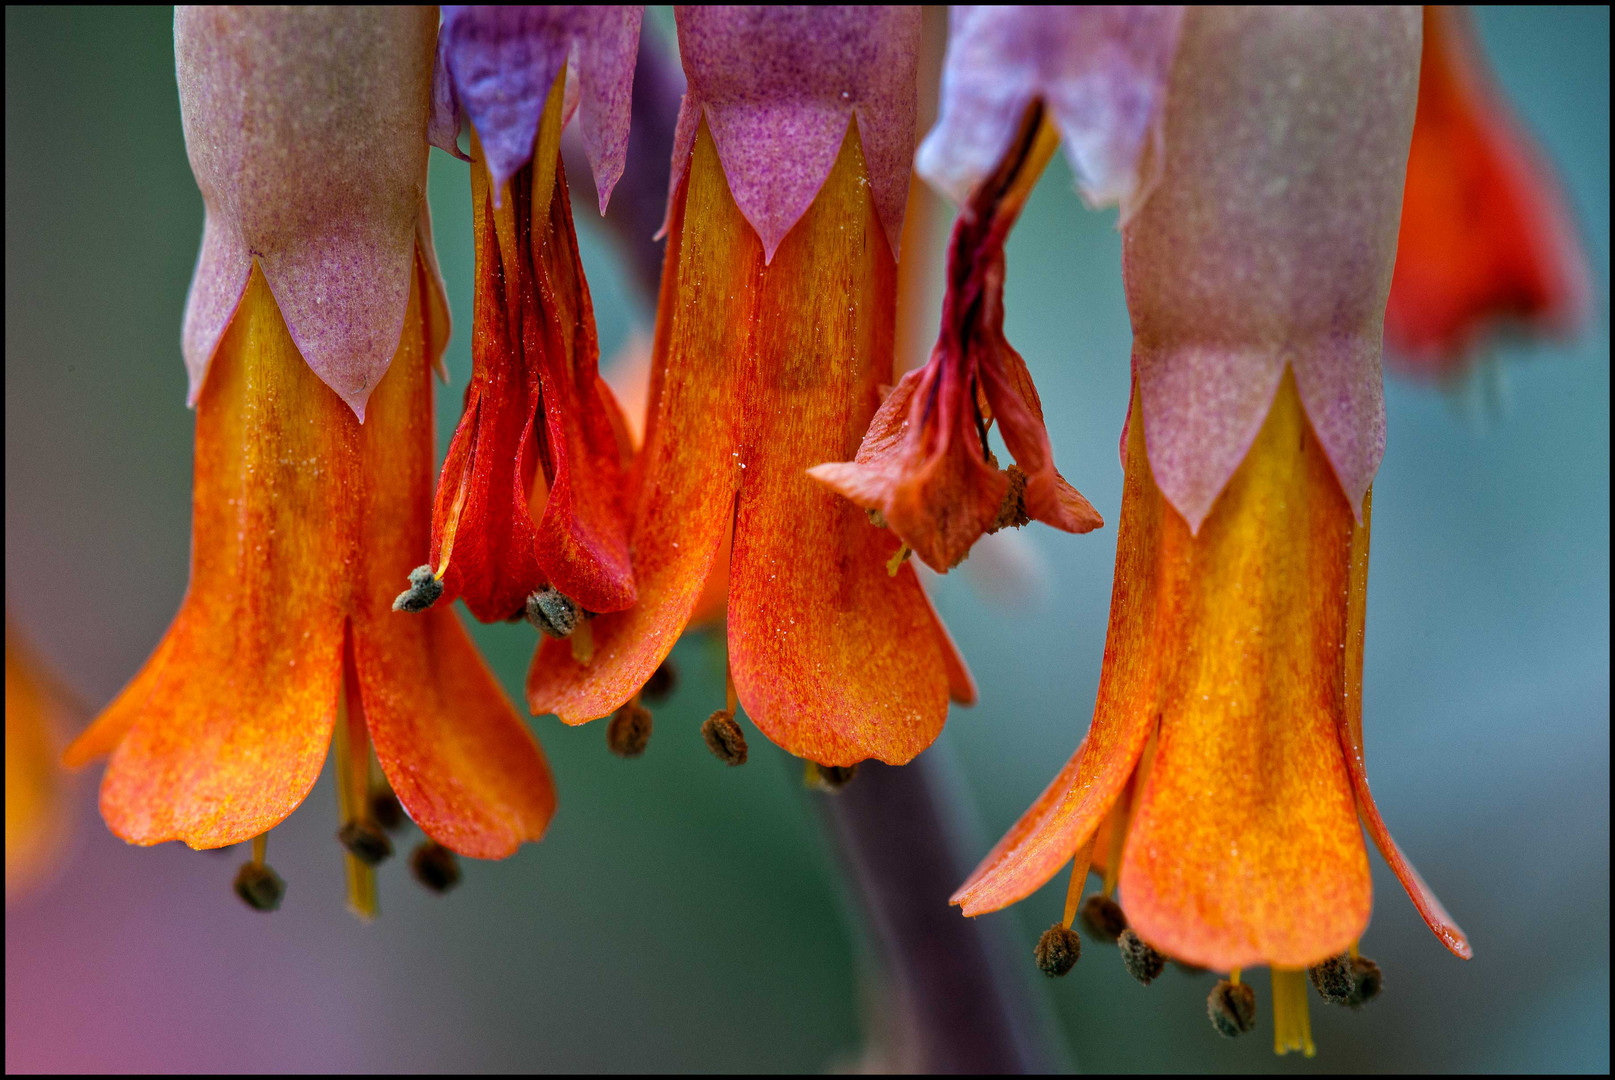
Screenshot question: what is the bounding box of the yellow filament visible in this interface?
[724,664,738,716]
[333,671,378,921]
[433,435,475,580]
[1061,830,1101,929]
[1349,939,1361,961]
[886,542,912,576]
[570,618,596,665]
[1230,967,1242,987]
[251,832,268,869]
[1103,722,1158,898]
[1271,967,1316,1057]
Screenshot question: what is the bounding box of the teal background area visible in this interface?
[6,6,1608,1073]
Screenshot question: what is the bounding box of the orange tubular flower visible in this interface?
[413,8,642,624]
[952,9,1469,1055]
[65,8,553,917]
[528,7,974,768]
[1386,6,1591,379]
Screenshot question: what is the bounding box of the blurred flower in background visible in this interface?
[3,5,1608,1073]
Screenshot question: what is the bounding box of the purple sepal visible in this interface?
[1122,7,1421,530]
[433,5,643,213]
[919,7,1182,215]
[668,6,920,263]
[176,6,446,420]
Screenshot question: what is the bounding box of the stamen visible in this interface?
[333,659,378,920]
[526,586,580,638]
[570,617,595,664]
[1061,831,1101,929]
[805,762,858,791]
[608,698,653,758]
[233,832,285,912]
[1079,895,1128,944]
[640,659,679,703]
[1345,955,1383,1008]
[1034,924,1082,977]
[337,821,394,866]
[1118,929,1166,985]
[369,783,405,833]
[1270,967,1317,1057]
[1208,978,1258,1038]
[393,564,444,613]
[866,507,889,529]
[409,840,462,894]
[702,711,748,766]
[886,542,912,576]
[1308,952,1356,1005]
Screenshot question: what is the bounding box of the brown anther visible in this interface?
[1118,928,1166,985]
[988,465,1031,533]
[525,586,580,638]
[369,788,405,832]
[409,841,462,894]
[701,710,748,766]
[1345,955,1383,1008]
[1208,979,1258,1038]
[1034,923,1082,977]
[1308,952,1357,1005]
[392,565,443,613]
[806,762,858,792]
[608,701,653,758]
[233,861,285,912]
[640,659,679,703]
[1078,894,1128,943]
[337,820,394,866]
[866,507,889,529]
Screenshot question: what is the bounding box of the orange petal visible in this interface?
[432,91,635,620]
[1339,490,1472,958]
[726,122,955,766]
[1118,371,1371,970]
[952,387,1164,915]
[92,266,349,848]
[527,121,744,723]
[1385,5,1590,376]
[358,253,556,858]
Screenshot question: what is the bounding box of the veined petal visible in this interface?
[176,7,441,418]
[1339,490,1472,958]
[1119,372,1371,971]
[727,123,953,766]
[1385,5,1591,377]
[953,390,1163,915]
[1124,7,1420,531]
[917,5,1182,213]
[92,267,350,848]
[528,122,746,723]
[431,86,635,620]
[434,5,643,211]
[355,262,554,858]
[668,6,919,261]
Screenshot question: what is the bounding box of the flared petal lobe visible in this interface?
[69,262,554,856]
[531,121,964,764]
[917,5,1182,213]
[811,107,1101,572]
[668,5,919,261]
[1385,5,1590,377]
[176,6,442,417]
[1122,7,1420,531]
[432,5,643,211]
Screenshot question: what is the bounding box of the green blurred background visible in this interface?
[6,5,1608,1072]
